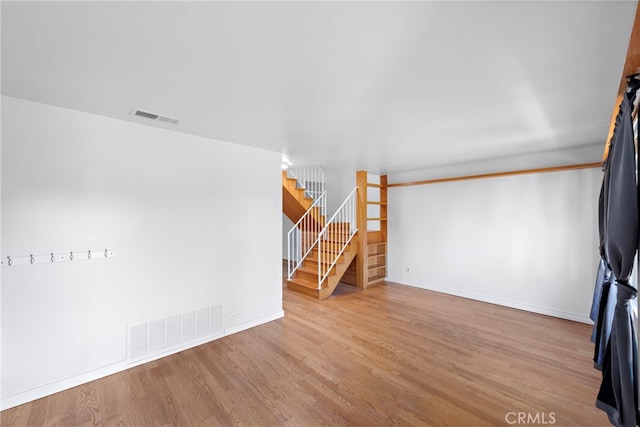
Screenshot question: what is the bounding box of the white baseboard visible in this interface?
[0,310,285,411]
[386,277,592,324]
[0,360,129,411]
[225,310,285,336]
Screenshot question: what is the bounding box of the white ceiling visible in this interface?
[2,1,637,176]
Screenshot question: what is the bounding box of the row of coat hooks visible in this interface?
[2,249,115,268]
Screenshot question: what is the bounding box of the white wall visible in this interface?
[323,166,356,215]
[1,96,283,409]
[387,168,601,323]
[282,214,294,259]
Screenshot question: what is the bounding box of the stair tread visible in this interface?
[283,180,313,198]
[288,277,324,289]
[322,240,353,245]
[313,245,355,251]
[311,250,354,257]
[288,235,358,299]
[302,258,333,266]
[298,265,336,276]
[297,265,320,274]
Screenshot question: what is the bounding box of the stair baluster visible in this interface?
[287,165,325,204]
[287,192,326,280]
[316,187,357,289]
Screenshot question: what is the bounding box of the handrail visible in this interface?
[287,165,325,202]
[317,187,358,289]
[287,192,326,280]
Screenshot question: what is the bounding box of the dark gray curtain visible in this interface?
[595,76,639,427]
[591,259,615,370]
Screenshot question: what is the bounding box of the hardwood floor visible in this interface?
[2,281,603,426]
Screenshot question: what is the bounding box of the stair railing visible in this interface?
[287,191,327,280]
[287,165,325,204]
[316,187,358,289]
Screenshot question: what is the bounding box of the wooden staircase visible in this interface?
[283,169,387,300]
[282,171,324,227]
[286,231,358,300]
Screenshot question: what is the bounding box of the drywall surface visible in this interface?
[387,167,601,323]
[323,166,356,215]
[283,214,294,259]
[1,96,283,408]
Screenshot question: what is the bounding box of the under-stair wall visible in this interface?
[282,171,315,224]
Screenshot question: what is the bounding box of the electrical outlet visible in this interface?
[230,303,236,320]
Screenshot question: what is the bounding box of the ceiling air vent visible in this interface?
[131,108,181,125]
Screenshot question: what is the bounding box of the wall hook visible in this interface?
[7,256,12,267]
[50,253,55,263]
[30,254,34,265]
[70,251,74,261]
[104,249,108,258]
[88,250,91,260]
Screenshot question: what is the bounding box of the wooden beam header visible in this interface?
[388,162,601,188]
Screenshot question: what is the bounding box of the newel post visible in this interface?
[355,171,368,288]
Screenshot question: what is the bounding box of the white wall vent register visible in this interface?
[127,304,223,363]
[131,108,181,125]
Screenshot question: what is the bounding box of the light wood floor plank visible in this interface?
[2,281,603,426]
